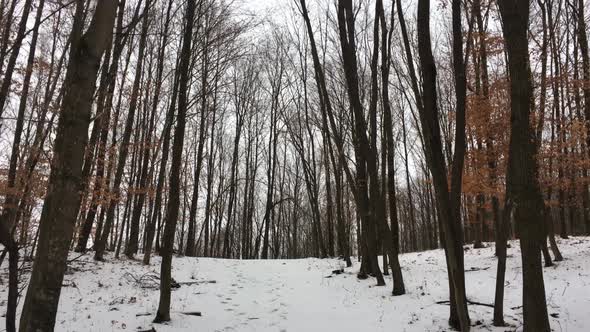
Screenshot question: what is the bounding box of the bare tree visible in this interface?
[154,0,196,322]
[18,1,118,330]
[496,0,551,330]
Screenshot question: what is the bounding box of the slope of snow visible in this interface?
[1,237,589,331]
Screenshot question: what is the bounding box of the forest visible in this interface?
[0,0,589,331]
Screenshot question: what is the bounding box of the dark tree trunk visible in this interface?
[203,113,217,257]
[324,136,335,258]
[1,1,45,328]
[299,0,357,263]
[416,0,470,329]
[5,244,18,332]
[0,0,33,122]
[497,0,551,330]
[94,0,148,261]
[336,0,384,286]
[125,3,152,258]
[262,61,283,259]
[493,200,511,326]
[142,0,174,264]
[186,27,210,257]
[74,35,118,252]
[378,0,405,295]
[0,0,18,72]
[154,0,196,322]
[75,1,126,252]
[577,0,590,234]
[18,1,118,330]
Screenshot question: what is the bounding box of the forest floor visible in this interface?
[1,237,589,332]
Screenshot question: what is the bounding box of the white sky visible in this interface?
[241,0,277,13]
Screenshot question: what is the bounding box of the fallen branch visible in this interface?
[466,267,490,272]
[67,252,88,263]
[137,328,157,332]
[436,299,494,308]
[177,280,216,286]
[123,272,160,289]
[325,268,345,278]
[137,311,202,318]
[61,282,77,287]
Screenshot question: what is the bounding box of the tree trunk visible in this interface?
[186,26,210,257]
[94,0,149,261]
[577,0,590,234]
[497,0,551,330]
[336,0,385,286]
[154,0,196,322]
[378,0,405,295]
[0,0,33,123]
[18,1,117,330]
[493,200,511,326]
[125,2,152,258]
[416,0,470,329]
[1,1,45,328]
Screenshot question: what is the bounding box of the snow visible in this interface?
[2,237,590,331]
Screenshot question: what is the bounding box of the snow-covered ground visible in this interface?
[1,237,589,331]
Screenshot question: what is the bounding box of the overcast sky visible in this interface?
[242,0,277,14]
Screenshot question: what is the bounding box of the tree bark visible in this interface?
[0,0,33,123]
[94,0,149,261]
[416,0,470,329]
[497,0,551,330]
[143,2,177,263]
[576,0,590,234]
[125,0,152,259]
[154,0,196,322]
[378,0,405,295]
[185,22,210,257]
[336,0,385,286]
[1,2,45,328]
[18,1,117,330]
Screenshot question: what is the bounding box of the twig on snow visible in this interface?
[436,299,494,308]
